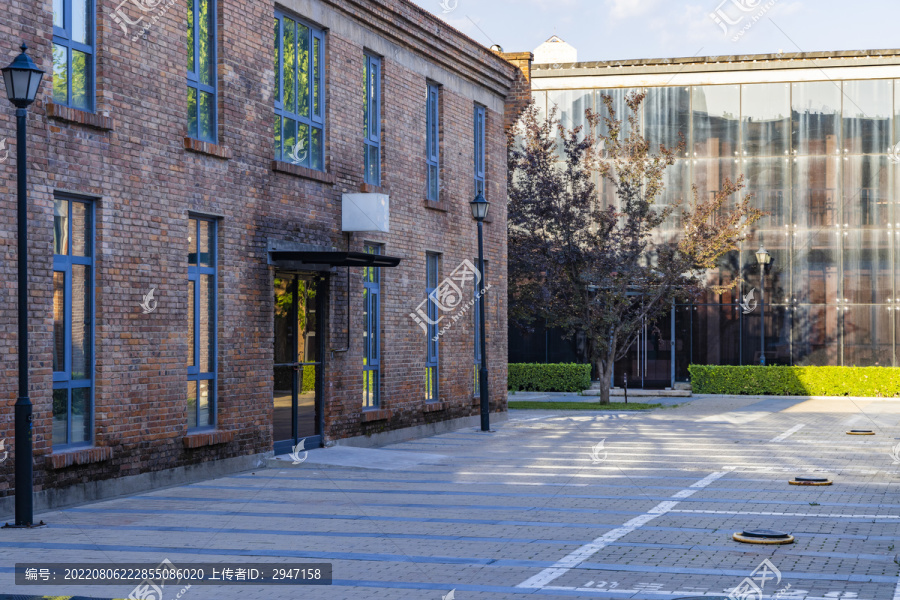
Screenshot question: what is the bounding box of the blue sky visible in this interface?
[409,0,900,62]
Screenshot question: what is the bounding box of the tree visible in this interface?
[508,92,763,404]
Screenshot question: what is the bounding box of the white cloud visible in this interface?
[607,0,661,19]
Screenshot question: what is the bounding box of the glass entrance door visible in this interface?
[273,273,323,455]
[614,312,675,390]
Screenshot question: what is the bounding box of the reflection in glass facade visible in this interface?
[537,79,900,375]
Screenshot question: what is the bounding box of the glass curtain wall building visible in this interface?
[520,52,900,385]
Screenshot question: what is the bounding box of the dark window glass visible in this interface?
[474,105,486,197]
[425,253,440,401]
[52,197,94,448]
[187,0,216,142]
[363,244,381,409]
[275,13,325,170]
[364,55,382,185]
[53,0,94,110]
[188,217,217,429]
[426,84,440,201]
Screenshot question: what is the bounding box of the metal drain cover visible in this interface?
[790,476,833,486]
[733,529,795,544]
[742,529,791,539]
[847,430,875,435]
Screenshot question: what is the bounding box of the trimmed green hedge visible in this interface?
[508,363,592,393]
[689,365,900,397]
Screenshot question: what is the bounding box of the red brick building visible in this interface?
[0,0,528,510]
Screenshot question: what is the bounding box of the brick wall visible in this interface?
[499,51,534,132]
[0,0,520,497]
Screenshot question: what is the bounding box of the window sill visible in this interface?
[183,429,235,449]
[423,401,447,413]
[423,199,448,212]
[49,446,114,470]
[47,103,114,131]
[184,137,232,159]
[360,182,385,194]
[362,409,391,422]
[272,160,335,184]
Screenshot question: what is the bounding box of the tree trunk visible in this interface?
[595,355,614,405]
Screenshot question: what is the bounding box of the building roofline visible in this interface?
[532,48,900,76]
[331,0,519,95]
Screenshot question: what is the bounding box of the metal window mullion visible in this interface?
[372,287,380,367]
[191,0,200,82]
[70,39,92,56]
[313,30,323,122]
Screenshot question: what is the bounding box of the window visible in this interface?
[363,244,382,409]
[52,197,94,448]
[474,259,487,395]
[187,0,217,142]
[425,253,440,401]
[274,13,325,170]
[364,54,382,185]
[474,105,486,197]
[52,0,94,110]
[187,217,217,430]
[426,83,441,201]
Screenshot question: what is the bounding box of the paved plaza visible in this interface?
[1,394,899,599]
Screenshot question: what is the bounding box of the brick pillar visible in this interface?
[497,51,534,132]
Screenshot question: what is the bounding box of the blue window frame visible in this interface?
[474,259,487,395]
[474,105,486,197]
[274,12,325,171]
[187,217,217,430]
[52,0,95,110]
[364,54,382,185]
[425,253,440,401]
[426,83,441,201]
[363,244,382,409]
[187,0,217,142]
[52,196,95,448]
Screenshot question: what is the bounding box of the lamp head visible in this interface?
[470,192,490,222]
[2,43,45,108]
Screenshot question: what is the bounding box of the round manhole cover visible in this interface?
[790,476,832,486]
[742,529,791,538]
[733,529,794,544]
[847,430,875,435]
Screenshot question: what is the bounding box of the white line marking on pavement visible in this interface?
[515,469,732,590]
[670,509,900,519]
[770,423,807,442]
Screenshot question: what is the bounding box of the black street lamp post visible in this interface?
[756,246,772,367]
[2,43,45,528]
[470,193,490,432]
